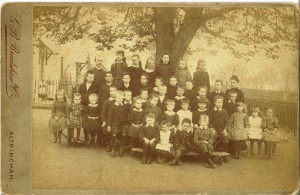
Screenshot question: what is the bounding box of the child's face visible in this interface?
[170,78,178,86]
[140,76,148,85]
[73,96,81,104]
[215,82,222,91]
[124,92,132,102]
[140,91,148,100]
[115,95,124,104]
[89,97,97,105]
[252,111,259,118]
[134,100,143,109]
[161,124,169,132]
[162,55,169,64]
[230,80,238,88]
[198,88,207,96]
[166,104,175,112]
[181,103,189,110]
[179,61,186,70]
[237,104,244,112]
[181,122,190,131]
[198,62,206,71]
[116,53,123,61]
[176,88,184,96]
[109,88,117,98]
[150,97,159,106]
[105,74,113,83]
[57,93,64,100]
[122,75,131,84]
[132,56,140,66]
[198,103,207,110]
[200,118,209,127]
[215,99,223,109]
[155,79,162,87]
[86,74,95,83]
[266,109,274,117]
[186,82,193,90]
[158,86,167,96]
[229,93,237,102]
[147,60,155,69]
[146,117,155,125]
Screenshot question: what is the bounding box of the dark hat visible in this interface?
[198,97,209,104]
[116,50,125,55]
[230,75,240,83]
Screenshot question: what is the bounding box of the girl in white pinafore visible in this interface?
[155,120,175,164]
[248,107,262,155]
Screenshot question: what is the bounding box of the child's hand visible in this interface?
[222,129,228,136]
[144,138,149,144]
[102,122,106,127]
[107,126,111,132]
[149,139,155,146]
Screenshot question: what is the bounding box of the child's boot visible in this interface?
[207,153,216,169]
[146,152,153,164]
[156,153,162,164]
[265,142,269,155]
[142,146,148,164]
[169,150,179,166]
[111,136,117,157]
[119,135,126,156]
[268,142,272,158]
[258,141,262,155]
[176,150,183,166]
[53,132,58,143]
[106,135,112,152]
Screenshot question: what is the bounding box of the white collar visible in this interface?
[114,102,123,106]
[215,91,221,94]
[133,108,143,112]
[198,108,207,112]
[146,124,154,127]
[175,96,185,100]
[165,111,175,115]
[199,125,208,129]
[124,101,132,105]
[124,83,130,88]
[214,107,222,111]
[88,104,98,107]
[109,97,114,101]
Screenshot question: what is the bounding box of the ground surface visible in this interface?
[32,109,298,192]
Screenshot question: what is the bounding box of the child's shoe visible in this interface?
[208,159,216,169]
[53,133,58,143]
[177,159,183,166]
[111,150,115,157]
[146,153,152,164]
[169,159,177,166]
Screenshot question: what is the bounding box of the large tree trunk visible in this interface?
[154,8,175,65]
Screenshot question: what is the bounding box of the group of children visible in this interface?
[48,51,283,169]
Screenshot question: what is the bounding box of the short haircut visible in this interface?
[122,72,130,78]
[160,120,171,127]
[146,113,155,119]
[140,73,149,80]
[105,71,113,76]
[73,93,81,99]
[229,90,238,96]
[181,98,190,104]
[86,70,94,75]
[177,86,185,90]
[155,77,163,82]
[199,85,208,91]
[115,90,124,97]
[265,107,275,113]
[165,99,175,106]
[215,79,223,85]
[149,93,159,100]
[250,107,261,115]
[182,118,192,125]
[123,90,132,95]
[199,114,209,122]
[109,85,118,90]
[140,88,149,94]
[214,95,224,102]
[89,93,98,101]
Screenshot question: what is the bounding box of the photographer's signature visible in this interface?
[6,15,21,99]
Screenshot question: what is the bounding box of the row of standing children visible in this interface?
[48,50,283,166]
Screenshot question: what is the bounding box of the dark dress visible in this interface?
[89,67,107,87]
[193,71,210,92]
[173,130,194,153]
[144,69,157,88]
[128,65,144,96]
[159,112,179,127]
[224,100,237,118]
[173,96,186,112]
[144,102,162,122]
[111,61,128,88]
[184,89,197,102]
[68,103,84,128]
[157,63,174,84]
[157,96,169,112]
[262,116,282,142]
[78,81,99,106]
[48,100,68,133]
[82,105,101,130]
[128,108,145,138]
[167,85,177,99]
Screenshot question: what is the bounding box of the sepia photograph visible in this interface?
[5,3,299,193]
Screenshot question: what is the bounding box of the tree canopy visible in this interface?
[33,5,299,67]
